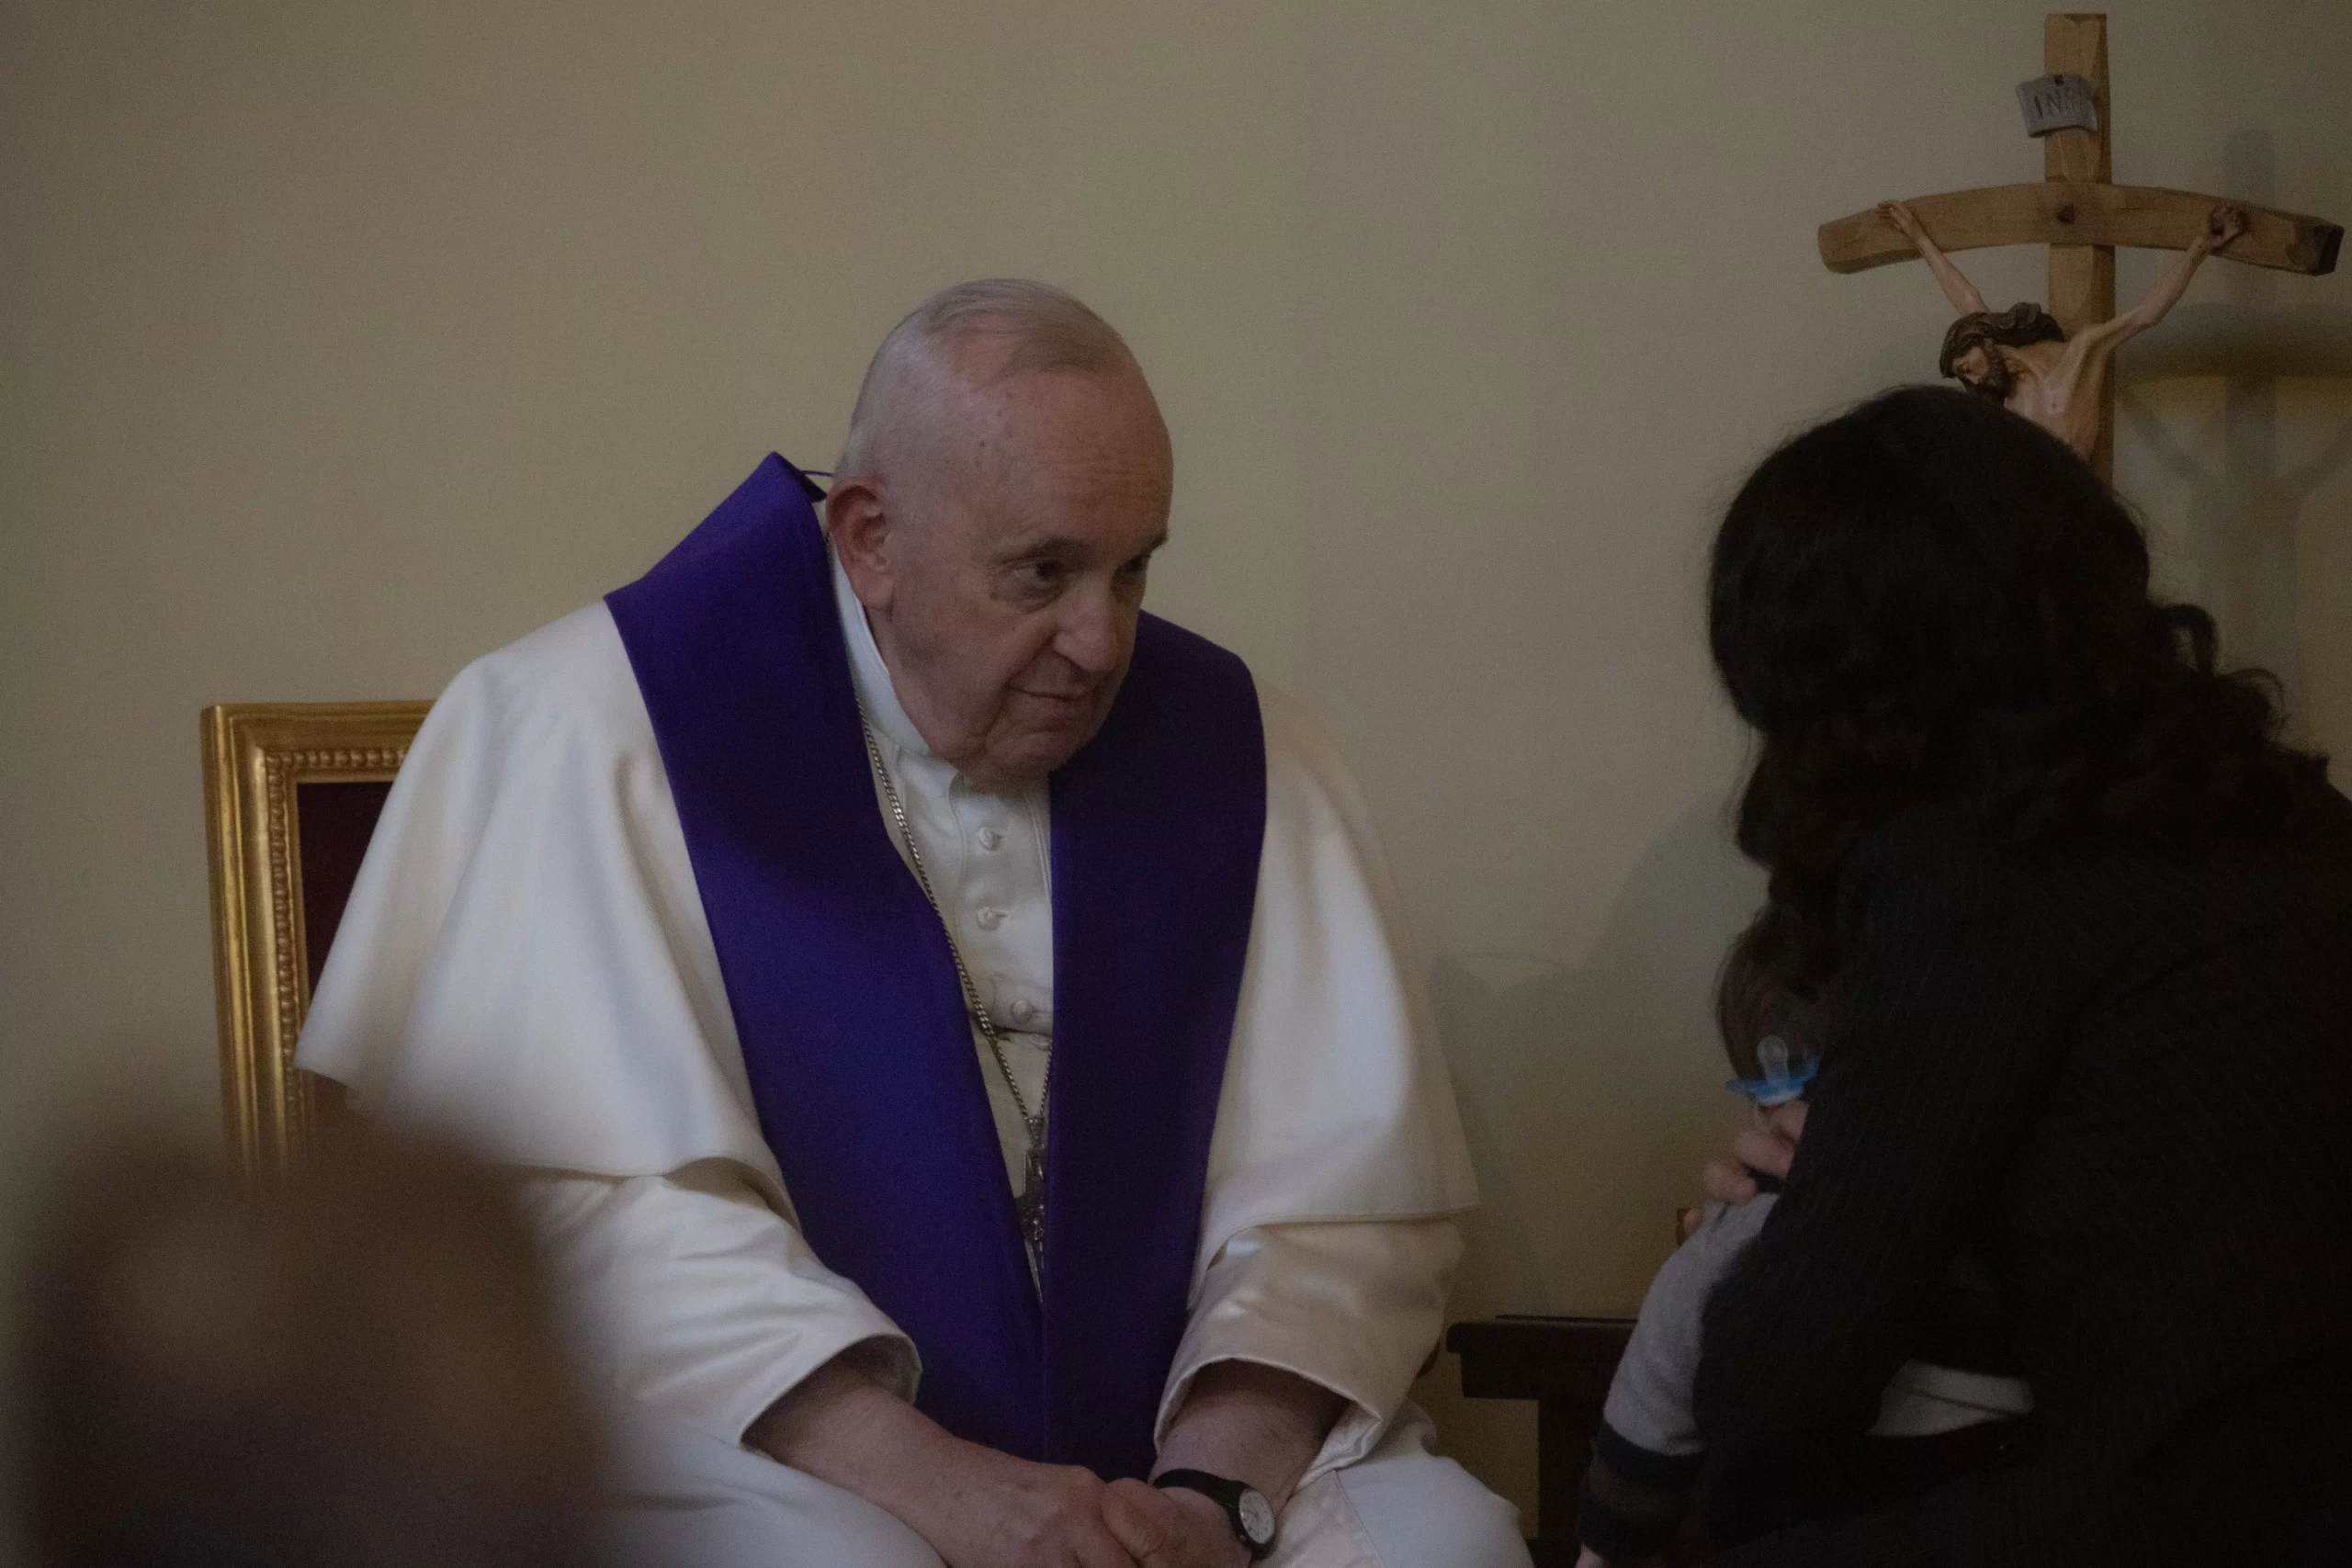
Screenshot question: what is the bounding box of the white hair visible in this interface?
[836,279,1139,476]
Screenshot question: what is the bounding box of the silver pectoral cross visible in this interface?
[1016,1119,1048,1276]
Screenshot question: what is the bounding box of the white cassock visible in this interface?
[299,549,1529,1568]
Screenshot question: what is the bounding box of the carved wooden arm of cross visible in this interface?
[1820,183,2340,284]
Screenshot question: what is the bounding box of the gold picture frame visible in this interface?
[202,702,429,1172]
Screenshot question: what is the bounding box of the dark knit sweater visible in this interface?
[1691,782,2352,1564]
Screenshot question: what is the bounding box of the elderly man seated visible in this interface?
[300,279,1528,1568]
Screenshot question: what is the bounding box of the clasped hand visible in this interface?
[926,1448,1247,1568]
[748,1357,1250,1568]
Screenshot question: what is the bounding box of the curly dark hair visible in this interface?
[1709,386,2325,1002]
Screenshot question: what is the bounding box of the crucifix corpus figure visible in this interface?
[1881,197,2246,461]
[1817,12,2342,479]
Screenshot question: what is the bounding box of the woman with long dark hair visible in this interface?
[1688,387,2352,1565]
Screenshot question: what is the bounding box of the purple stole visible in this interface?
[605,457,1266,1480]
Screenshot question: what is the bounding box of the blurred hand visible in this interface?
[1102,1480,1247,1568]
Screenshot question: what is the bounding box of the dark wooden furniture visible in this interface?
[1449,1315,1636,1566]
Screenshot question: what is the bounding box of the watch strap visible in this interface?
[1152,1469,1277,1561]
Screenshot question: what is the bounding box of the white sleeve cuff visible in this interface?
[1156,1217,1461,1483]
[517,1160,919,1444]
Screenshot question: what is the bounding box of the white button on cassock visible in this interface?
[977,827,1003,851]
[975,907,1005,931]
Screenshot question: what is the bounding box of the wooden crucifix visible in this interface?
[1817,12,2342,479]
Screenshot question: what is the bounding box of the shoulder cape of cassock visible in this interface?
[299,456,1477,1478]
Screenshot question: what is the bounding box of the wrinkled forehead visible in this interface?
[922,355,1170,508]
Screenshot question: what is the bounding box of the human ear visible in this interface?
[825,479,895,611]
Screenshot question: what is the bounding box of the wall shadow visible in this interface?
[2118,130,2352,712]
[1431,801,1763,1319]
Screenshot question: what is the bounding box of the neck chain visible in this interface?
[859,713,1050,1277]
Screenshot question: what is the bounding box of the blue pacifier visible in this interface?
[1726,1034,1815,1107]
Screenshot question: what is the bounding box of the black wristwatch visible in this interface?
[1153,1469,1278,1561]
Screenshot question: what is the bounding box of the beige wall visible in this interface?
[6,0,2349,1522]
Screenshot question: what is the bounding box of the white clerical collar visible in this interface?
[828,541,933,759]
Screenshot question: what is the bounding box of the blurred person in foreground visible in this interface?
[16,1128,600,1568]
[1681,386,2352,1565]
[295,280,1518,1568]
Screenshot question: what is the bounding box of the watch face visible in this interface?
[1236,1489,1276,1546]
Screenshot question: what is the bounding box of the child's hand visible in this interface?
[1701,1100,1807,1204]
